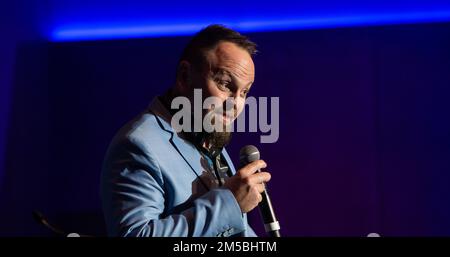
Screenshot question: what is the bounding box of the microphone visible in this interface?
[32,210,92,237]
[32,210,66,236]
[240,145,281,237]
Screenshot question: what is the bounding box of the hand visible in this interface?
[224,160,271,213]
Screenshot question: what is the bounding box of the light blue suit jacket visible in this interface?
[100,97,257,237]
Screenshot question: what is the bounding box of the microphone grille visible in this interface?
[239,145,260,165]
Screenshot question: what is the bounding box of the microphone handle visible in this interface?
[259,182,281,237]
[268,230,281,237]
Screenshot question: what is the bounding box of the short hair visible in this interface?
[179,24,257,68]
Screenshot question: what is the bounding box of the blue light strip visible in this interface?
[52,11,450,42]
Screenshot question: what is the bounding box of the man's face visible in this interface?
[193,41,255,127]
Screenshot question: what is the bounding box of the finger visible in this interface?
[255,183,265,193]
[246,172,271,185]
[238,160,267,178]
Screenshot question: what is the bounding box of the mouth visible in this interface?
[209,108,235,126]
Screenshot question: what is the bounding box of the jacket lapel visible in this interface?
[148,97,205,180]
[169,134,205,179]
[221,148,237,175]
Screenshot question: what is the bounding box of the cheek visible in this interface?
[235,97,246,116]
[202,81,227,114]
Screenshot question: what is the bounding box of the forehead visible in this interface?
[205,41,255,77]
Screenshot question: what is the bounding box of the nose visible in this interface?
[223,97,236,114]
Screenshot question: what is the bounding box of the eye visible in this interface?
[241,89,249,97]
[216,80,231,91]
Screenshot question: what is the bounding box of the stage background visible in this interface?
[1,1,450,236]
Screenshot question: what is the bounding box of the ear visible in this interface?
[176,60,192,89]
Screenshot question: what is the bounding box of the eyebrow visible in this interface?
[214,68,253,89]
[213,68,232,78]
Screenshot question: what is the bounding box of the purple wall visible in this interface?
[1,22,450,236]
[0,1,49,187]
[0,1,51,235]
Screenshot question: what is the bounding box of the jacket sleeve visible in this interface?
[246,224,258,237]
[101,137,247,237]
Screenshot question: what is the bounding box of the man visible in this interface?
[100,24,271,237]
